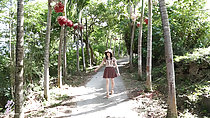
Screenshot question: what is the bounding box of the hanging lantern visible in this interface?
[66,20,73,28]
[137,22,140,27]
[79,24,84,30]
[54,2,64,13]
[73,23,78,30]
[57,16,67,26]
[144,18,148,25]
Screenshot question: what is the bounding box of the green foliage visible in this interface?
[0,49,10,98]
[174,47,210,62]
[168,0,210,54]
[0,0,209,115]
[131,0,210,66]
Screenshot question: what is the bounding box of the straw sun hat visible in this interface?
[105,49,113,55]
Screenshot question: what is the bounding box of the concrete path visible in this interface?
[55,57,139,118]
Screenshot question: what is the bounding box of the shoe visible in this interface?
[106,92,109,98]
[111,90,114,95]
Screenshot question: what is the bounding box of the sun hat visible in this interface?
[105,49,113,54]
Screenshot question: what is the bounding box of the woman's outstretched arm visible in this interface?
[95,60,105,72]
[114,58,120,76]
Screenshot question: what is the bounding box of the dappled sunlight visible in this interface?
[53,59,140,117]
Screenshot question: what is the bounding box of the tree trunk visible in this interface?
[138,0,144,80]
[9,0,15,99]
[89,44,95,65]
[81,19,86,71]
[63,26,67,81]
[113,39,116,56]
[57,0,66,88]
[118,35,121,57]
[109,34,112,49]
[58,25,64,88]
[44,0,52,100]
[15,0,24,117]
[146,0,152,91]
[130,21,135,70]
[106,31,109,50]
[85,18,91,67]
[63,0,67,79]
[76,28,80,73]
[159,0,178,117]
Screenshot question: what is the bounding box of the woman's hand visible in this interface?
[117,73,120,76]
[94,68,98,72]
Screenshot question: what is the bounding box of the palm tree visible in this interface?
[15,0,24,117]
[63,27,67,81]
[76,27,80,73]
[58,0,66,88]
[81,18,86,71]
[129,3,136,70]
[58,25,64,87]
[9,0,15,99]
[158,0,178,117]
[44,0,52,100]
[138,0,144,80]
[85,17,92,67]
[106,30,109,49]
[75,0,90,72]
[146,0,152,91]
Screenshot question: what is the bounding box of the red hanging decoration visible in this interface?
[144,18,148,25]
[137,22,140,27]
[73,23,78,30]
[54,2,64,13]
[66,20,73,27]
[57,16,67,26]
[79,24,84,30]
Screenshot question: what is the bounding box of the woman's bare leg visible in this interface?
[106,78,109,97]
[111,78,115,94]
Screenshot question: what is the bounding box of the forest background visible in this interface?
[0,0,209,117]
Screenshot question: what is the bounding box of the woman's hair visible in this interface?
[105,52,112,60]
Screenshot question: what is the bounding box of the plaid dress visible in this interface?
[103,58,117,78]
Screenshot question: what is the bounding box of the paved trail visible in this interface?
[55,57,139,118]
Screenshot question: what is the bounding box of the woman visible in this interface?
[95,49,120,98]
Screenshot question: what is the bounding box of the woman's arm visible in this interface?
[114,58,120,76]
[95,60,105,72]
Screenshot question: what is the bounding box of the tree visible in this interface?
[58,0,66,88]
[106,31,109,50]
[129,3,135,70]
[85,17,92,67]
[158,0,177,117]
[44,0,52,100]
[15,0,24,117]
[9,0,15,99]
[63,27,67,80]
[146,0,152,91]
[58,24,65,87]
[138,0,144,80]
[118,34,122,57]
[81,18,86,71]
[76,27,80,73]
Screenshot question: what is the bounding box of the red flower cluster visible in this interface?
[54,2,64,13]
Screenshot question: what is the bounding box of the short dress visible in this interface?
[103,57,117,78]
